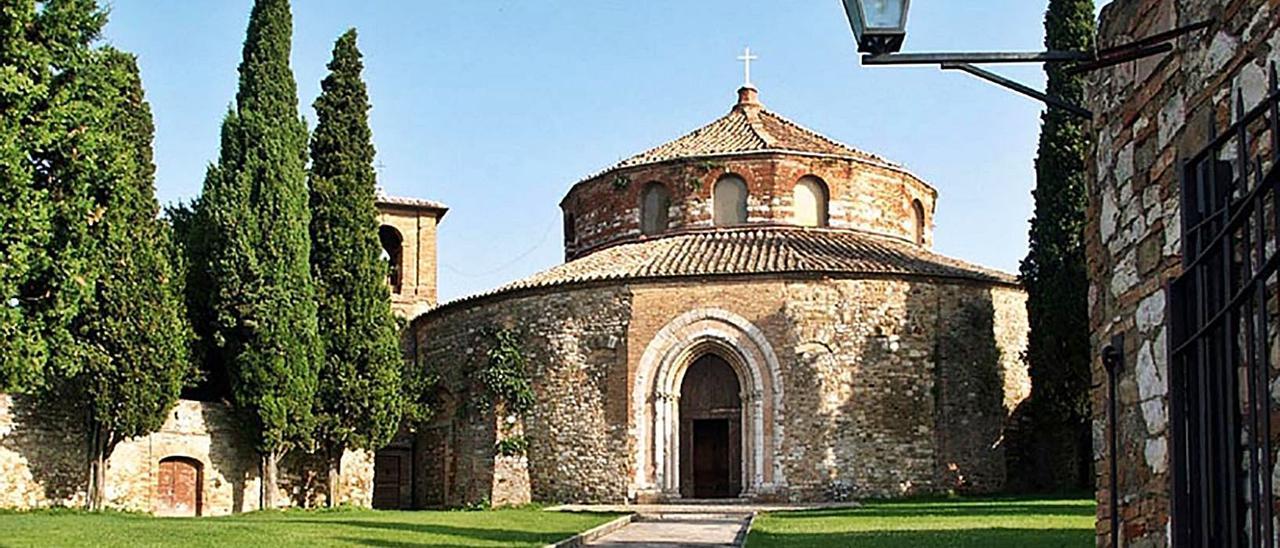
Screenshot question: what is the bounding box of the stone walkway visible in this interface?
[555,501,859,547]
[583,513,752,547]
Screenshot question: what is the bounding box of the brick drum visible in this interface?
[1086,0,1280,545]
[411,86,1031,506]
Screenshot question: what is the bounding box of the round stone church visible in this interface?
[409,85,1029,505]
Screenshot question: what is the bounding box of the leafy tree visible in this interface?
[72,50,193,510]
[0,0,116,391]
[167,199,231,402]
[196,0,320,508]
[1017,0,1095,491]
[0,0,52,390]
[0,0,193,508]
[308,29,405,507]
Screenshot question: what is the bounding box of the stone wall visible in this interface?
[413,286,634,505]
[0,395,372,515]
[560,153,937,261]
[413,274,1028,505]
[1085,0,1280,545]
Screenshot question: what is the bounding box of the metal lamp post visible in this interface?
[841,0,909,55]
[841,0,1213,118]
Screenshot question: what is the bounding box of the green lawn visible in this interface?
[748,496,1096,548]
[0,507,620,548]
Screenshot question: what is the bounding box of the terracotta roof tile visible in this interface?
[439,227,1018,310]
[607,98,894,171]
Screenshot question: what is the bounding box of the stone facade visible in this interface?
[411,276,1029,505]
[1085,0,1280,545]
[404,83,1029,508]
[0,395,372,515]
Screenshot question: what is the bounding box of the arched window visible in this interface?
[563,211,576,245]
[640,182,672,235]
[792,176,829,227]
[378,225,404,293]
[713,175,748,226]
[911,200,927,246]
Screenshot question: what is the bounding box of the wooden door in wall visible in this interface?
[373,453,404,509]
[692,419,733,498]
[156,457,201,516]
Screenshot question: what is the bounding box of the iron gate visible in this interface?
[1169,65,1280,547]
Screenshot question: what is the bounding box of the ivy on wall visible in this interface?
[475,326,535,415]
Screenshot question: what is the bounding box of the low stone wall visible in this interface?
[0,395,372,515]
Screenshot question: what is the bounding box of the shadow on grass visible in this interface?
[787,502,1094,519]
[748,527,1092,548]
[295,518,577,546]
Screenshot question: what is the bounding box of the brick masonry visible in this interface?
[0,395,372,515]
[411,275,1029,505]
[560,153,937,261]
[1085,0,1280,545]
[377,200,444,318]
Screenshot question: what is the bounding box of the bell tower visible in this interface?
[375,194,448,318]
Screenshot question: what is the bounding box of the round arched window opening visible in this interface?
[713,175,748,226]
[793,176,829,227]
[641,182,672,236]
[911,199,927,246]
[563,211,577,246]
[378,225,404,294]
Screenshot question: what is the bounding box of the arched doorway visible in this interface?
[679,354,742,498]
[156,456,202,516]
[633,308,786,501]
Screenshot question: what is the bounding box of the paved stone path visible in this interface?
[583,513,752,547]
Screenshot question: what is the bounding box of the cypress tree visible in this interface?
[197,0,320,508]
[1017,0,1095,490]
[168,198,232,402]
[72,50,193,510]
[308,29,405,507]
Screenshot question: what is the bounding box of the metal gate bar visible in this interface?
[1169,63,1280,547]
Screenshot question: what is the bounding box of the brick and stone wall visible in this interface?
[0,395,372,514]
[560,154,937,261]
[411,274,1028,505]
[414,286,633,505]
[1085,0,1280,545]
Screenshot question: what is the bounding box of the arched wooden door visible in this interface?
[156,457,202,516]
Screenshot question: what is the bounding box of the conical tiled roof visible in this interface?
[435,226,1017,311]
[608,87,894,171]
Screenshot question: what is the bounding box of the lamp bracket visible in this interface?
[861,19,1214,119]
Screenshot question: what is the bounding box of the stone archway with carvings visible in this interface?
[632,308,785,500]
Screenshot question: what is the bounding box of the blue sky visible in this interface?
[101,1,1076,301]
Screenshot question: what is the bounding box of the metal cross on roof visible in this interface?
[737,47,758,87]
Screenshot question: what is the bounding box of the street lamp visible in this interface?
[841,0,1214,118]
[842,0,909,55]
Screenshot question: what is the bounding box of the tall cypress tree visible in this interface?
[309,29,405,507]
[72,49,193,510]
[197,0,319,508]
[1017,0,1095,490]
